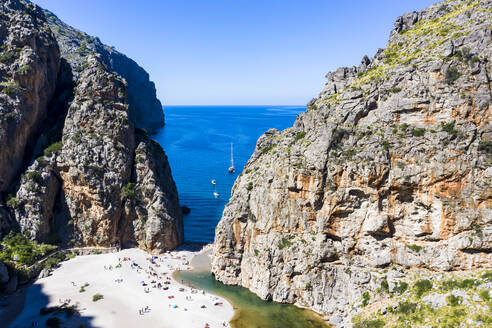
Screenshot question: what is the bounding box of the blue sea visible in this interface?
[153,105,304,243]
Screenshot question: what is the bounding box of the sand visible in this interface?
[8,248,234,328]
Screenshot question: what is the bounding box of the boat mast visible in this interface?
[230,142,234,168]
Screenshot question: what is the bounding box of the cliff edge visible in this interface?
[0,0,182,254]
[212,1,491,326]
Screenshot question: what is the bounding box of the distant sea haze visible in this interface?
[155,105,304,243]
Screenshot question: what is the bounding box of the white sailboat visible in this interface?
[212,179,219,197]
[228,142,235,173]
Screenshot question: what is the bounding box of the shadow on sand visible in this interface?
[1,281,96,328]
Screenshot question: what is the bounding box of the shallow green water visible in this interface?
[176,271,329,328]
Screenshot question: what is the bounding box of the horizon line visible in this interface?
[163,104,306,107]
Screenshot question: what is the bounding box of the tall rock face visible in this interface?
[0,0,182,253]
[56,55,135,246]
[0,0,59,193]
[41,8,165,134]
[119,132,184,252]
[213,0,491,326]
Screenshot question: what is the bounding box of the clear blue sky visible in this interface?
[32,0,436,105]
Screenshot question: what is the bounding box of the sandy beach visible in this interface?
[7,247,234,328]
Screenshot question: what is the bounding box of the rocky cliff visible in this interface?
[0,0,182,253]
[212,1,491,326]
[41,9,165,134]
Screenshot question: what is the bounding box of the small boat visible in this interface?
[212,179,219,197]
[228,142,235,173]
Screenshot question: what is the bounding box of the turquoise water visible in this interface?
[154,105,304,243]
[158,106,329,328]
[176,271,329,328]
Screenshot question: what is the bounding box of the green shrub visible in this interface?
[445,66,461,84]
[380,278,389,293]
[414,279,433,297]
[482,271,492,280]
[42,257,60,270]
[353,319,385,328]
[469,55,480,65]
[479,289,490,302]
[246,182,253,191]
[397,301,417,314]
[17,64,30,75]
[0,81,23,95]
[72,131,82,143]
[411,128,425,137]
[92,293,104,302]
[441,122,458,136]
[6,195,19,209]
[390,87,402,93]
[406,244,422,252]
[0,50,16,62]
[393,281,408,294]
[382,140,390,151]
[79,282,89,293]
[294,131,306,142]
[478,140,492,154]
[254,249,259,256]
[43,141,62,157]
[0,232,58,268]
[361,292,370,306]
[471,222,482,234]
[446,294,462,306]
[440,278,479,291]
[308,104,318,111]
[42,252,66,269]
[25,171,42,183]
[261,144,276,154]
[77,42,88,55]
[342,149,356,159]
[121,182,137,200]
[278,237,292,250]
[399,123,409,131]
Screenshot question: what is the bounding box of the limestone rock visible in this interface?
[0,0,59,193]
[119,132,184,252]
[38,268,50,279]
[212,1,492,326]
[56,54,135,246]
[41,9,164,133]
[14,159,60,242]
[0,1,182,254]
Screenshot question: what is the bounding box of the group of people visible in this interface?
[99,250,231,327]
[138,305,151,315]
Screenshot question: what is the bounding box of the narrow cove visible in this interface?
[161,106,329,327]
[175,270,329,328]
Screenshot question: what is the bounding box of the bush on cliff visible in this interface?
[43,141,62,157]
[0,232,58,269]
